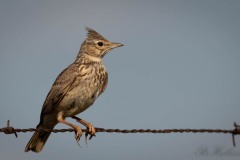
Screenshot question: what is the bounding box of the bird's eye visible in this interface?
[97,42,103,46]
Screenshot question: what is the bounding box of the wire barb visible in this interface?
[232,122,240,147]
[1,120,18,138]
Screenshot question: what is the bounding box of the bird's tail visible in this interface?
[25,125,54,153]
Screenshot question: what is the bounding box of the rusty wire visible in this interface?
[1,120,240,146]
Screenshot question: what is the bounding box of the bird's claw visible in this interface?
[84,125,96,144]
[74,126,82,142]
[85,132,96,144]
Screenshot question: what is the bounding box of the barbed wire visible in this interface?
[1,120,240,146]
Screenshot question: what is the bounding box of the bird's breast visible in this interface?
[60,63,107,117]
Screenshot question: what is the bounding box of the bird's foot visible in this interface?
[74,125,82,142]
[57,117,83,144]
[85,123,96,144]
[71,116,96,144]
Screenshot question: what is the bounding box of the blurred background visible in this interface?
[0,0,240,159]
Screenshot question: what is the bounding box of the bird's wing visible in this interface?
[100,72,108,95]
[40,63,78,119]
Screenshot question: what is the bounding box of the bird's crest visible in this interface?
[85,27,108,41]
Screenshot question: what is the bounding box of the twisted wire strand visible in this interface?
[1,120,239,146]
[1,120,239,134]
[0,127,237,134]
[3,128,240,134]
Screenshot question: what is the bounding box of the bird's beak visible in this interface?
[110,42,124,49]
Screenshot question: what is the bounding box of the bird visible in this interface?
[25,27,123,153]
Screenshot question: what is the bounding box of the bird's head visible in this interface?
[80,27,123,59]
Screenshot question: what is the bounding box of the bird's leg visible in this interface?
[57,117,82,142]
[71,116,96,143]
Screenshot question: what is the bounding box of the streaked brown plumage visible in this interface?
[25,27,123,153]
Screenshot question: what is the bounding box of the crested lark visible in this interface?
[25,27,123,152]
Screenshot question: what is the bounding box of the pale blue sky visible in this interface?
[0,0,240,160]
